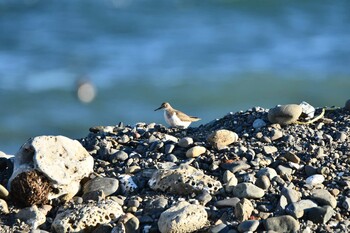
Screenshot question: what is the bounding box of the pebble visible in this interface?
[215,197,240,208]
[164,144,175,154]
[186,146,206,158]
[110,150,129,162]
[158,201,207,233]
[281,187,301,204]
[83,177,119,196]
[304,206,334,224]
[263,146,278,155]
[232,183,265,199]
[286,199,318,219]
[255,175,271,190]
[282,151,300,163]
[305,174,325,186]
[311,189,337,208]
[207,129,238,149]
[268,104,303,125]
[252,119,266,129]
[235,198,254,221]
[270,129,283,141]
[264,215,300,232]
[237,220,260,232]
[178,137,194,148]
[256,167,278,180]
[209,223,229,233]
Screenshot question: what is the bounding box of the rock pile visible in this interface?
[0,101,350,232]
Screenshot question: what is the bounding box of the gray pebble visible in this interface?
[215,197,240,208]
[237,220,260,232]
[264,215,300,232]
[178,137,194,148]
[255,175,271,190]
[110,150,129,162]
[83,177,119,196]
[311,189,337,208]
[232,183,265,199]
[304,205,334,224]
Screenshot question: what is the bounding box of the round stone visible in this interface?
[185,146,206,158]
[268,104,303,125]
[178,137,194,148]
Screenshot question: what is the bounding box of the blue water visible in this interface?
[1,0,350,154]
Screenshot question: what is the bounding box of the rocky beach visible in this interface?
[1,100,350,233]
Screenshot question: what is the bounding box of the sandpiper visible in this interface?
[154,102,201,129]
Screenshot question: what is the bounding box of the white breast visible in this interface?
[164,111,191,128]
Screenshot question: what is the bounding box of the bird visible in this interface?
[154,102,201,129]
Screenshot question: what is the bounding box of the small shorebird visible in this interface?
[155,102,201,129]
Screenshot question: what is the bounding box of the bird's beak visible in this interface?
[154,106,163,111]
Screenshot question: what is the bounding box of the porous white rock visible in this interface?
[52,199,124,233]
[9,135,93,200]
[158,201,207,233]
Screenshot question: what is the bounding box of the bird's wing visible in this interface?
[175,111,201,122]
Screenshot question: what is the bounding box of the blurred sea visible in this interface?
[0,0,350,154]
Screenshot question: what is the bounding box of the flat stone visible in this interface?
[277,165,293,176]
[256,168,278,180]
[286,199,318,219]
[158,201,207,233]
[207,129,238,149]
[209,223,229,233]
[281,187,301,204]
[82,190,105,202]
[264,215,300,232]
[110,150,129,162]
[263,146,278,154]
[178,137,194,148]
[237,220,260,232]
[232,183,264,199]
[305,174,325,186]
[282,151,301,163]
[311,189,337,208]
[186,146,206,158]
[270,129,283,141]
[235,198,254,221]
[215,197,240,208]
[268,104,303,125]
[225,176,238,193]
[255,175,270,190]
[83,177,119,196]
[304,205,334,224]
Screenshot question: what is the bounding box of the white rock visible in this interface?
[8,135,93,200]
[119,174,138,193]
[305,174,325,186]
[52,199,124,233]
[300,101,315,119]
[158,201,207,233]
